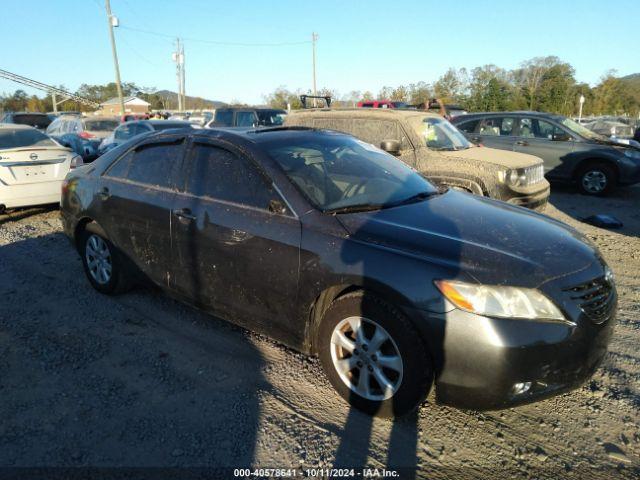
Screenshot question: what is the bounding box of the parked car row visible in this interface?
[58,125,617,417]
[452,111,640,195]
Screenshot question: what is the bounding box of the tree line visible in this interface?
[2,56,639,117]
[0,82,212,113]
[264,56,640,118]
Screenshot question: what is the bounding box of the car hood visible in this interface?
[336,190,601,288]
[437,146,543,169]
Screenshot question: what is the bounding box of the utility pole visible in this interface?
[181,43,186,110]
[173,38,185,111]
[312,32,318,107]
[105,0,125,115]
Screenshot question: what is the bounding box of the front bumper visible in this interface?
[503,182,550,212]
[617,155,640,185]
[407,267,616,410]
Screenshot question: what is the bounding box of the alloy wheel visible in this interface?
[582,170,607,193]
[330,316,403,401]
[85,234,112,285]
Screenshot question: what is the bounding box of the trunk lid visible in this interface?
[0,147,72,185]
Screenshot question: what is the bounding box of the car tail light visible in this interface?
[70,154,83,169]
[78,131,94,139]
[61,178,70,195]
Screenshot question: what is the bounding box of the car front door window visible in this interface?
[236,112,257,127]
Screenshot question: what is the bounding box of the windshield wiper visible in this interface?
[323,203,385,214]
[384,191,438,208]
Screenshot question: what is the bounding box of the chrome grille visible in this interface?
[523,164,545,186]
[564,276,615,324]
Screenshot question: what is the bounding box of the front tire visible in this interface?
[577,162,617,196]
[317,291,433,418]
[80,227,131,295]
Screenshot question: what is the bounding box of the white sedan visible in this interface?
[0,124,82,211]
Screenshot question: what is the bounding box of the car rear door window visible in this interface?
[104,150,134,179]
[236,111,257,127]
[479,117,515,136]
[114,125,131,140]
[350,120,399,146]
[312,118,352,132]
[186,143,274,209]
[214,110,233,126]
[456,119,480,133]
[125,140,185,188]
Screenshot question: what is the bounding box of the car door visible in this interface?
[170,138,301,337]
[513,117,575,178]
[470,116,518,151]
[98,135,188,286]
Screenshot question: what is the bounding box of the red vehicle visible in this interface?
[357,100,409,109]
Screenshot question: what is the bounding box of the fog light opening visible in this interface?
[512,381,532,396]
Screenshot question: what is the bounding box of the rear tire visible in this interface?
[80,225,132,295]
[317,291,433,418]
[576,162,617,196]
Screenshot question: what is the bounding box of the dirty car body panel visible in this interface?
[60,127,615,411]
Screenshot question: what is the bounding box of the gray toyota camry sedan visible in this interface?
[60,127,616,417]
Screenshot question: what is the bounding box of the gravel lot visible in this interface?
[0,186,638,478]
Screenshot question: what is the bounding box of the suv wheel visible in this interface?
[317,291,433,418]
[80,227,131,294]
[577,163,616,195]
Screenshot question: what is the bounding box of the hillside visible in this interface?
[153,90,227,110]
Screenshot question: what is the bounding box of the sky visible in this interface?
[2,0,639,105]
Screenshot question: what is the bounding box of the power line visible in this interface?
[120,25,312,47]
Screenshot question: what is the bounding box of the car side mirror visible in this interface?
[268,199,287,214]
[552,133,571,142]
[380,139,401,156]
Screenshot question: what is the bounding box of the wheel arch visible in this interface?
[572,157,620,180]
[74,217,107,251]
[304,282,427,356]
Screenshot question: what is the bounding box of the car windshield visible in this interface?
[265,132,438,212]
[410,116,472,150]
[257,111,287,126]
[85,120,119,132]
[561,117,604,140]
[0,128,58,150]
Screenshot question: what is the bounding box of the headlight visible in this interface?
[435,280,569,323]
[502,168,528,187]
[70,154,83,169]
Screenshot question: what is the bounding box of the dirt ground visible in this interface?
[0,185,638,479]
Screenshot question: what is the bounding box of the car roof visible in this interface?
[189,126,345,145]
[288,108,441,120]
[217,107,286,112]
[127,119,191,127]
[84,116,119,121]
[0,123,37,130]
[8,112,50,116]
[456,111,566,120]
